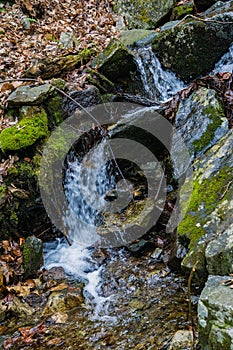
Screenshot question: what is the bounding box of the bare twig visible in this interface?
[175,14,233,27]
[187,260,199,350]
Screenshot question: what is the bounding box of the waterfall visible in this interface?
[134,46,185,102]
[212,43,233,74]
[44,140,117,321]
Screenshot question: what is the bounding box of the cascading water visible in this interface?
[44,140,117,321]
[212,42,233,74]
[134,46,185,102]
[44,41,233,329]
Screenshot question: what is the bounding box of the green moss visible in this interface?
[193,104,224,153]
[50,78,66,90]
[0,107,49,152]
[171,2,194,21]
[45,93,64,126]
[178,166,233,249]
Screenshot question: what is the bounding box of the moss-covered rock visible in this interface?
[173,87,228,159]
[170,1,194,21]
[0,155,52,240]
[23,235,43,278]
[114,0,174,29]
[0,106,49,152]
[25,48,96,79]
[119,29,158,47]
[178,129,233,277]
[152,3,233,81]
[92,38,137,82]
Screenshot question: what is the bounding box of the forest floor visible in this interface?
[0,0,119,115]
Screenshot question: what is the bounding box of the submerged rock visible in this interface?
[152,1,233,80]
[169,330,193,350]
[198,275,233,349]
[23,235,43,278]
[113,0,174,30]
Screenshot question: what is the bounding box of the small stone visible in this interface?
[169,330,193,350]
[23,236,43,279]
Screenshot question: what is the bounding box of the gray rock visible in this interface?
[23,235,43,278]
[120,29,158,48]
[63,86,102,116]
[169,330,193,350]
[178,129,233,278]
[113,0,174,30]
[173,87,228,159]
[7,84,54,106]
[206,222,233,275]
[91,38,137,81]
[152,1,233,80]
[198,275,233,349]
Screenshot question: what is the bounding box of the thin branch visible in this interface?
[0,78,39,83]
[175,14,233,27]
[187,260,199,350]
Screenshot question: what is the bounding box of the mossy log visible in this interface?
[25,48,96,79]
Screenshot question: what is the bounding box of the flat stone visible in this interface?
[7,84,54,106]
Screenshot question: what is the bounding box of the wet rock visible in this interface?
[42,286,83,315]
[7,84,54,106]
[41,267,66,283]
[150,248,163,261]
[178,129,233,279]
[194,0,218,12]
[113,0,174,30]
[206,222,233,275]
[128,239,153,253]
[0,106,49,152]
[169,330,193,349]
[173,87,228,159]
[198,275,233,349]
[1,295,33,319]
[48,311,68,324]
[152,1,233,81]
[92,38,137,82]
[23,236,43,278]
[63,86,102,116]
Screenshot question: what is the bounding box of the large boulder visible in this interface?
[178,129,233,280]
[198,275,233,349]
[152,1,233,81]
[113,0,174,30]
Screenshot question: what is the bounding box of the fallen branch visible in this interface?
[176,14,233,27]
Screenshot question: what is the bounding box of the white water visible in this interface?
[212,43,233,74]
[134,46,185,102]
[44,43,233,321]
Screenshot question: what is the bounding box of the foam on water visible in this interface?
[212,43,233,74]
[134,46,185,102]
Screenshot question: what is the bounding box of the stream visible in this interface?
[41,44,233,349]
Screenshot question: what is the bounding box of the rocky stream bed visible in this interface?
[0,0,233,349]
